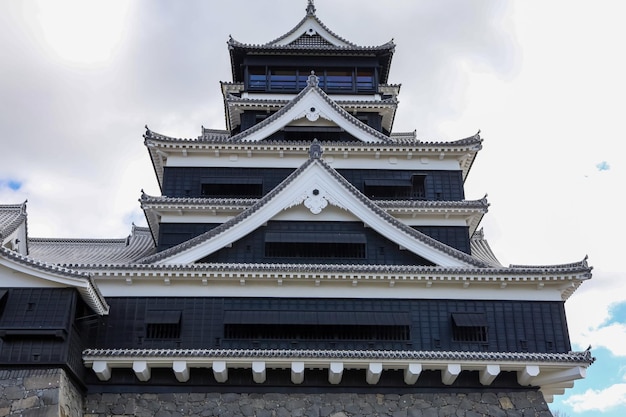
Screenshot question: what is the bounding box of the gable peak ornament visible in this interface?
[306,0,316,15]
[309,139,323,159]
[307,70,319,87]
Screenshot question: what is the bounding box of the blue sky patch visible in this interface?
[607,301,626,325]
[0,179,22,191]
[596,161,611,171]
[554,346,626,417]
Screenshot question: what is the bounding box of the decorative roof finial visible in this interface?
[309,139,323,159]
[306,0,316,15]
[307,70,319,87]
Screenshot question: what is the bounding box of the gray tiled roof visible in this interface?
[227,3,394,53]
[470,228,503,267]
[141,194,487,211]
[83,347,594,365]
[28,225,155,265]
[0,245,108,315]
[0,202,27,242]
[147,126,482,148]
[71,260,592,278]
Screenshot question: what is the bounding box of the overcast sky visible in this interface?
[1,1,625,414]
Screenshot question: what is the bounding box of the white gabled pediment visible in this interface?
[150,158,485,268]
[269,16,353,48]
[0,249,109,315]
[265,2,355,48]
[233,80,390,144]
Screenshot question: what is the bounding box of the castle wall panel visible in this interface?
[162,167,465,201]
[159,221,469,261]
[88,297,570,354]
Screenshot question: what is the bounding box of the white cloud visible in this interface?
[565,271,626,355]
[33,0,132,65]
[578,323,626,357]
[564,383,626,413]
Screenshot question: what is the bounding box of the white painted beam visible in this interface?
[92,361,111,381]
[328,362,344,385]
[404,363,422,385]
[479,364,500,385]
[540,381,575,400]
[252,361,266,384]
[173,361,190,382]
[291,361,305,384]
[132,361,151,382]
[532,367,586,386]
[542,381,575,392]
[441,364,461,385]
[213,361,228,383]
[366,362,383,385]
[517,365,540,386]
[541,387,565,397]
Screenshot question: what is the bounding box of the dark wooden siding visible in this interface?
[0,288,89,381]
[157,221,468,263]
[162,168,464,201]
[88,297,570,354]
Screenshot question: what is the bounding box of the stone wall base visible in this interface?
[84,391,554,417]
[1,370,555,417]
[0,368,83,417]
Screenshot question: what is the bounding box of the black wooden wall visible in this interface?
[90,297,570,354]
[158,221,470,260]
[161,167,464,201]
[0,288,90,382]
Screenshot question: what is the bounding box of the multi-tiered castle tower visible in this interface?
[0,2,593,415]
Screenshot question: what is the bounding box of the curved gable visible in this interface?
[232,77,390,144]
[143,157,486,268]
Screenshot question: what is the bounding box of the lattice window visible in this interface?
[145,311,181,340]
[264,232,366,259]
[451,312,488,343]
[224,311,410,341]
[225,324,409,341]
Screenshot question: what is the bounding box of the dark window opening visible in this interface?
[270,69,298,90]
[282,126,349,142]
[246,67,376,94]
[264,232,366,258]
[225,324,409,341]
[356,70,375,90]
[451,312,488,343]
[145,311,181,340]
[200,178,263,198]
[248,66,267,90]
[326,70,353,90]
[146,323,180,340]
[364,175,426,200]
[265,242,365,258]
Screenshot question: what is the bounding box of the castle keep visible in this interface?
[0,2,592,416]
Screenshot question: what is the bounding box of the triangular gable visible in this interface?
[0,247,109,315]
[232,75,390,144]
[265,2,355,48]
[142,155,487,268]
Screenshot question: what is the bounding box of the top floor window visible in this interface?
[364,175,426,200]
[247,67,376,94]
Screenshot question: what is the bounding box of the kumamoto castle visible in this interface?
[0,2,594,416]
